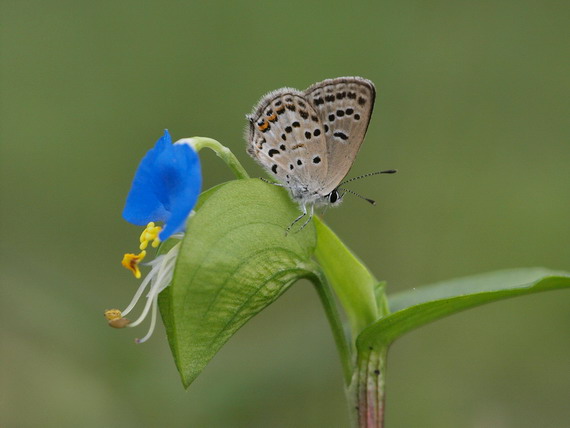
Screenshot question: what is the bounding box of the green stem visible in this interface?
[311,272,353,385]
[178,137,250,180]
[313,217,379,339]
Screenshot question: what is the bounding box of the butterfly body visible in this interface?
[246,77,376,229]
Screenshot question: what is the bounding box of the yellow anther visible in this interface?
[139,222,162,250]
[104,309,123,321]
[121,250,146,278]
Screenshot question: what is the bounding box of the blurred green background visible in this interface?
[2,1,569,427]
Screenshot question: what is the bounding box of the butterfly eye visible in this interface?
[329,189,339,204]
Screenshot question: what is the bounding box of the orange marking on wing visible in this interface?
[258,121,269,131]
[267,113,278,123]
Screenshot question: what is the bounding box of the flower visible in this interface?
[122,129,202,240]
[105,130,202,343]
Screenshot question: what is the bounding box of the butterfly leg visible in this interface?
[296,204,314,232]
[285,204,307,236]
[259,177,285,187]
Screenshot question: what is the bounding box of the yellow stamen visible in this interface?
[139,222,162,250]
[121,250,146,278]
[104,309,123,321]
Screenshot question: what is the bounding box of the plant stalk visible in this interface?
[350,346,388,428]
[176,137,250,180]
[312,272,353,385]
[313,217,379,339]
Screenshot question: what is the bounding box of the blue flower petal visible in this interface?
[156,144,201,240]
[122,131,172,225]
[122,130,202,240]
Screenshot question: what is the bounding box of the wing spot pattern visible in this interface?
[333,131,349,141]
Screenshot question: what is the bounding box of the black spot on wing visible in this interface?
[333,131,349,141]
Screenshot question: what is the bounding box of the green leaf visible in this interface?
[158,179,319,388]
[157,181,228,331]
[357,268,570,349]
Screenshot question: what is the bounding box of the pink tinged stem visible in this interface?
[353,347,387,428]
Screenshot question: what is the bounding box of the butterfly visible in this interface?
[246,76,395,232]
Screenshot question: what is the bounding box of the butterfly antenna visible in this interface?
[338,187,376,205]
[339,169,397,186]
